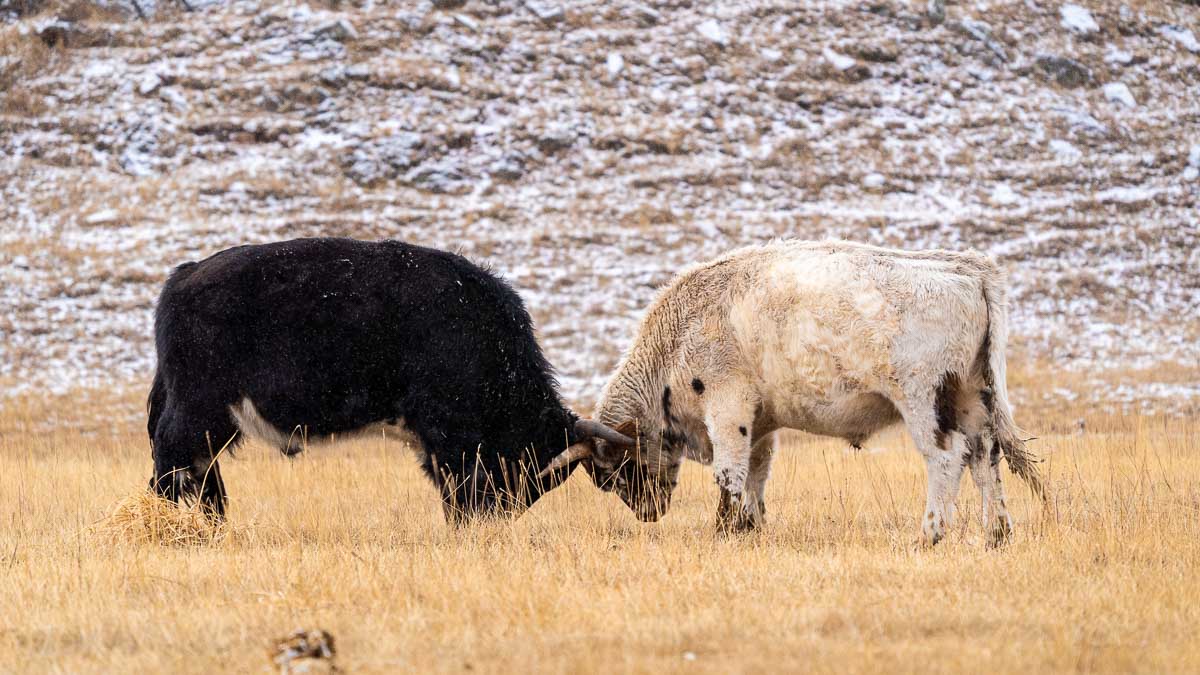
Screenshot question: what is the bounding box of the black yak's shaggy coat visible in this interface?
[147,237,582,519]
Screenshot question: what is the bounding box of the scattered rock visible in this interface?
[159,87,189,111]
[36,19,74,48]
[453,13,479,32]
[1060,4,1099,36]
[1053,106,1109,137]
[853,40,899,63]
[864,2,894,18]
[863,172,886,189]
[1036,55,1092,88]
[822,47,856,71]
[490,153,526,181]
[760,47,783,63]
[696,19,729,47]
[772,80,812,105]
[674,54,708,82]
[1160,25,1200,53]
[282,84,330,106]
[318,66,347,88]
[954,19,1008,62]
[927,0,945,26]
[1104,46,1133,65]
[253,11,288,29]
[270,629,337,675]
[83,209,120,226]
[313,19,358,42]
[821,47,870,81]
[630,4,662,27]
[1049,138,1082,161]
[1184,145,1200,181]
[405,165,466,194]
[537,125,575,153]
[34,18,110,49]
[342,133,425,186]
[523,1,563,24]
[138,72,162,96]
[432,0,466,8]
[1103,82,1136,108]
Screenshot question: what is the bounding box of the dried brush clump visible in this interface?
[93,490,227,547]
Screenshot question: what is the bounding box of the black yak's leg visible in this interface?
[151,402,237,519]
[432,458,499,524]
[195,454,228,519]
[410,404,499,523]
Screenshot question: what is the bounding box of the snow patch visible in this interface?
[83,209,119,225]
[138,73,162,95]
[1095,186,1161,203]
[1049,139,1081,160]
[862,173,885,189]
[606,53,624,78]
[295,128,352,151]
[1160,25,1200,53]
[990,183,1020,206]
[1103,82,1136,108]
[822,47,855,71]
[1105,46,1133,65]
[1185,145,1200,181]
[1060,4,1099,35]
[696,19,728,47]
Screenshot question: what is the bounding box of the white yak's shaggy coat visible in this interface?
[589,240,1041,544]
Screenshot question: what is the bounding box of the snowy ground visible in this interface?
[1,0,1198,416]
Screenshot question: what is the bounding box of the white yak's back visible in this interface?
[722,241,992,406]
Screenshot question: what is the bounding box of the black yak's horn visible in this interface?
[537,442,593,479]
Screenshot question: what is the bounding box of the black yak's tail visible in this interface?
[147,369,166,445]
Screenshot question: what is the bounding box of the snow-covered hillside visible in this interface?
[2,0,1198,415]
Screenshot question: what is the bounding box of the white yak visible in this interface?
[543,240,1042,546]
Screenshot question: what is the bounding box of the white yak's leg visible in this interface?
[705,382,759,529]
[899,390,970,546]
[717,431,775,531]
[968,429,1014,547]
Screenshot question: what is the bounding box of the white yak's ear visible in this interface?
[612,419,638,443]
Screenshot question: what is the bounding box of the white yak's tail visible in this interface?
[980,264,1044,497]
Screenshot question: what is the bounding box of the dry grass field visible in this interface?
[3,1,1199,671]
[2,390,1198,673]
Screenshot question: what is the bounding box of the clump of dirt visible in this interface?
[270,629,339,674]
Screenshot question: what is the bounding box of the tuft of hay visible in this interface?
[270,629,338,674]
[93,490,227,547]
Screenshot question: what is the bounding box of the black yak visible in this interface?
[147,237,632,521]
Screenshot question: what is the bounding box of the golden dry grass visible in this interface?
[1,400,1198,673]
